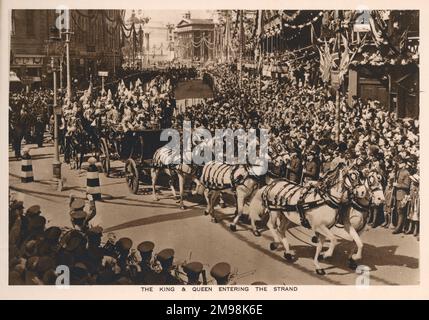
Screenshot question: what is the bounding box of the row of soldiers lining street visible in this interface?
[9,194,238,285]
[9,89,52,159]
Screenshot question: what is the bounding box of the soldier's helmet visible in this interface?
[156,248,175,272]
[182,261,204,285]
[137,241,155,263]
[210,262,231,285]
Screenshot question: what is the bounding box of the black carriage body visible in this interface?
[119,130,167,164]
[99,129,169,194]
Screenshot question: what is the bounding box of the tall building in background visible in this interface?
[10,9,124,90]
[143,20,175,65]
[174,12,215,62]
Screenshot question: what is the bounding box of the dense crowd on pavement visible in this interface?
[193,61,419,236]
[8,54,420,285]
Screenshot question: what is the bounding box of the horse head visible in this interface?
[365,170,386,206]
[343,167,372,209]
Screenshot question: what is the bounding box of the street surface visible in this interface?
[9,143,419,285]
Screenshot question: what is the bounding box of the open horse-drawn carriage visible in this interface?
[98,128,168,194]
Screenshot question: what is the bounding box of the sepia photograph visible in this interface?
[4,1,422,294]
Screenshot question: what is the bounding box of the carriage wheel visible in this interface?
[100,138,110,177]
[125,159,139,194]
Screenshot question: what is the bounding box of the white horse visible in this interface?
[248,165,384,274]
[200,161,271,230]
[150,146,203,210]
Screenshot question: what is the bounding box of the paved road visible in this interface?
[9,144,419,285]
[174,79,213,100]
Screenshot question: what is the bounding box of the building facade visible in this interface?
[10,9,124,90]
[174,13,215,62]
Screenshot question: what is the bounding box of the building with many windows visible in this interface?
[10,9,124,90]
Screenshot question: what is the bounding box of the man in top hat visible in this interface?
[392,155,411,234]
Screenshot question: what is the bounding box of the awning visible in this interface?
[9,71,20,82]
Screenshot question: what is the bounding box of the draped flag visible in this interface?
[369,12,385,46]
[318,41,336,83]
[338,35,350,82]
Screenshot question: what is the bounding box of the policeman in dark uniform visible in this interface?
[183,262,204,285]
[135,241,160,285]
[69,194,96,232]
[10,105,25,158]
[34,114,45,148]
[84,226,104,275]
[115,237,133,272]
[37,226,62,258]
[392,155,411,234]
[154,248,183,285]
[287,148,303,184]
[302,146,321,183]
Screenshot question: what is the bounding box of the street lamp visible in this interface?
[50,57,61,182]
[46,31,62,184]
[63,9,73,99]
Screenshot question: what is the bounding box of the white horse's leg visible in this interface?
[266,212,282,250]
[318,225,337,259]
[248,189,264,237]
[203,188,211,216]
[349,226,363,261]
[314,233,326,275]
[151,168,159,201]
[344,215,364,261]
[178,174,185,210]
[219,192,226,208]
[210,190,221,223]
[192,177,203,195]
[230,188,245,230]
[277,214,295,260]
[167,170,178,200]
